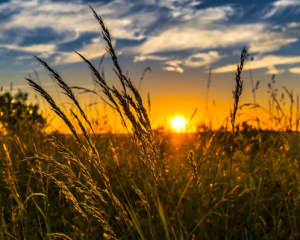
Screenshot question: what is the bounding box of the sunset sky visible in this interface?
[1,0,300,132]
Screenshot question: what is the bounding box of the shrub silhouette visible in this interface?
[0,90,46,134]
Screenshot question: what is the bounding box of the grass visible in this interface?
[1,5,300,240]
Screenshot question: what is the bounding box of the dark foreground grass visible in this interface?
[1,6,300,240]
[1,128,300,239]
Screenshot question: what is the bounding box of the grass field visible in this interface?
[1,6,300,240]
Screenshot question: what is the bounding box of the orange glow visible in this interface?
[171,116,186,132]
[42,93,283,134]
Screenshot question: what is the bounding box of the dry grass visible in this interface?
[1,5,300,240]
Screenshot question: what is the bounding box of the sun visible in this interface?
[171,116,186,132]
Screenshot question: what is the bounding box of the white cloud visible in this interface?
[135,51,224,73]
[165,60,183,67]
[16,56,33,60]
[133,22,297,55]
[162,60,184,73]
[163,66,184,73]
[274,0,300,6]
[181,6,234,22]
[1,0,153,41]
[133,55,169,62]
[0,43,56,53]
[0,0,158,63]
[249,37,297,53]
[157,2,233,23]
[214,55,300,74]
[266,65,285,74]
[152,0,203,20]
[184,51,224,68]
[53,39,109,65]
[263,0,300,18]
[0,0,299,72]
[287,22,300,28]
[289,67,300,74]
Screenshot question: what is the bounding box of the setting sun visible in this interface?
[171,116,186,132]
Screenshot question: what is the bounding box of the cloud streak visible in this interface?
[289,67,300,74]
[53,38,108,65]
[133,22,298,55]
[184,51,225,68]
[263,0,300,18]
[214,55,300,74]
[163,60,184,73]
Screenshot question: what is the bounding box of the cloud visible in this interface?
[263,0,300,18]
[180,5,234,22]
[289,67,300,74]
[163,66,184,73]
[184,51,225,68]
[133,22,298,55]
[2,0,153,41]
[274,0,300,6]
[163,60,184,73]
[134,51,224,73]
[133,55,169,62]
[53,38,109,65]
[214,55,300,74]
[0,0,158,64]
[16,56,33,60]
[165,60,182,67]
[145,0,203,20]
[249,37,297,53]
[0,0,299,73]
[0,43,56,53]
[266,65,285,74]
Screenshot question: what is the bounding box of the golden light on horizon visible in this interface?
[171,116,186,132]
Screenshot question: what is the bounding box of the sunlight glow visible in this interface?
[171,116,186,132]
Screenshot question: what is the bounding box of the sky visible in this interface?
[1,0,300,132]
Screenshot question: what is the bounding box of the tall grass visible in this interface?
[1,5,300,240]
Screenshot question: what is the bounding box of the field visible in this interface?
[1,6,300,240]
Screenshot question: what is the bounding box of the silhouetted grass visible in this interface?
[1,6,300,240]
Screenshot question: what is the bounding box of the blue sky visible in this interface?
[1,0,300,129]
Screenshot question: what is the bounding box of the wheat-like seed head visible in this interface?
[230,47,248,135]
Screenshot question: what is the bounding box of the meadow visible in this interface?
[1,6,300,240]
